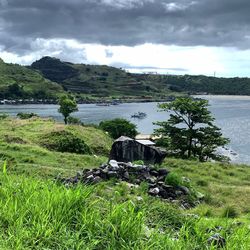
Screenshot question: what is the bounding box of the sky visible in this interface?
[1,0,250,77]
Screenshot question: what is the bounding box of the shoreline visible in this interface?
[0,97,175,105]
[3,94,250,105]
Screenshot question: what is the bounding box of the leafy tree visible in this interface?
[154,97,229,161]
[8,83,24,98]
[58,95,78,124]
[99,118,138,139]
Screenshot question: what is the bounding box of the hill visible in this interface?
[30,57,174,100]
[164,74,250,95]
[2,56,250,102]
[31,57,250,99]
[0,58,64,100]
[0,116,112,177]
[0,116,249,249]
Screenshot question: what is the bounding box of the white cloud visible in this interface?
[100,0,154,9]
[164,1,197,12]
[164,3,185,12]
[1,38,250,77]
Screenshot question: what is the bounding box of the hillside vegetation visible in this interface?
[0,117,112,177]
[0,116,250,249]
[0,58,63,99]
[31,57,173,100]
[2,56,250,101]
[31,57,250,99]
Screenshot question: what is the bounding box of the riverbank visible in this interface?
[0,96,175,105]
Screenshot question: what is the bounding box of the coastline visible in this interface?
[0,96,175,105]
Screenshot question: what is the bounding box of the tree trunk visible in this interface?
[187,133,193,158]
[64,116,67,124]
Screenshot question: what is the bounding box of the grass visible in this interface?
[0,117,250,249]
[0,58,64,98]
[0,172,249,249]
[0,117,112,177]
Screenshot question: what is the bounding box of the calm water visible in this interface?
[1,95,250,164]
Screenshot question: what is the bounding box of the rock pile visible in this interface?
[59,160,193,204]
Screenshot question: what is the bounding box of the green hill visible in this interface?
[31,57,174,99]
[0,58,64,99]
[0,116,250,249]
[31,57,250,99]
[2,56,250,101]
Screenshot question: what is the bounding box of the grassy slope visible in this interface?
[0,117,112,177]
[31,57,250,99]
[0,117,250,249]
[31,57,176,99]
[0,58,64,98]
[162,159,250,216]
[3,56,250,101]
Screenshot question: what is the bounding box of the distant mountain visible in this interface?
[31,57,250,98]
[164,74,250,95]
[0,58,63,99]
[30,57,173,98]
[2,56,250,101]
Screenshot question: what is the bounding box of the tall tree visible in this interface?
[154,97,229,161]
[58,95,78,124]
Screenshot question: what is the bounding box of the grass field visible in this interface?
[0,117,112,177]
[0,116,250,249]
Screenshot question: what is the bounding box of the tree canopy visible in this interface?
[99,118,138,139]
[58,95,78,124]
[154,97,229,161]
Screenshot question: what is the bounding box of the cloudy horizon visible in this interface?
[1,0,250,77]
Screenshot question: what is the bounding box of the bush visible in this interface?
[40,130,91,154]
[67,116,83,125]
[99,118,138,139]
[165,172,183,187]
[17,112,38,119]
[0,113,8,120]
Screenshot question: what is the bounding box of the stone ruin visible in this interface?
[109,136,167,164]
[59,160,197,208]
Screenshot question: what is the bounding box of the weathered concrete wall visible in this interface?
[109,136,167,164]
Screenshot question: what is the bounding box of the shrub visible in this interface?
[40,130,91,154]
[155,137,170,148]
[133,160,144,165]
[0,113,8,119]
[17,112,38,119]
[99,118,138,139]
[67,116,83,125]
[165,172,183,187]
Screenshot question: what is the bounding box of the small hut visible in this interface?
[109,136,166,164]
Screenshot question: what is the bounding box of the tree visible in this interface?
[8,83,24,98]
[58,95,78,124]
[99,118,138,139]
[154,97,229,161]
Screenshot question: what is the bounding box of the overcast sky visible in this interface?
[1,0,250,77]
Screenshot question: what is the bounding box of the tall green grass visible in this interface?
[0,171,249,249]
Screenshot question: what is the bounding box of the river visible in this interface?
[1,95,250,164]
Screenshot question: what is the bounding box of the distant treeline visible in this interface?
[165,75,250,95]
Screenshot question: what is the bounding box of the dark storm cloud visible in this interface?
[1,0,250,54]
